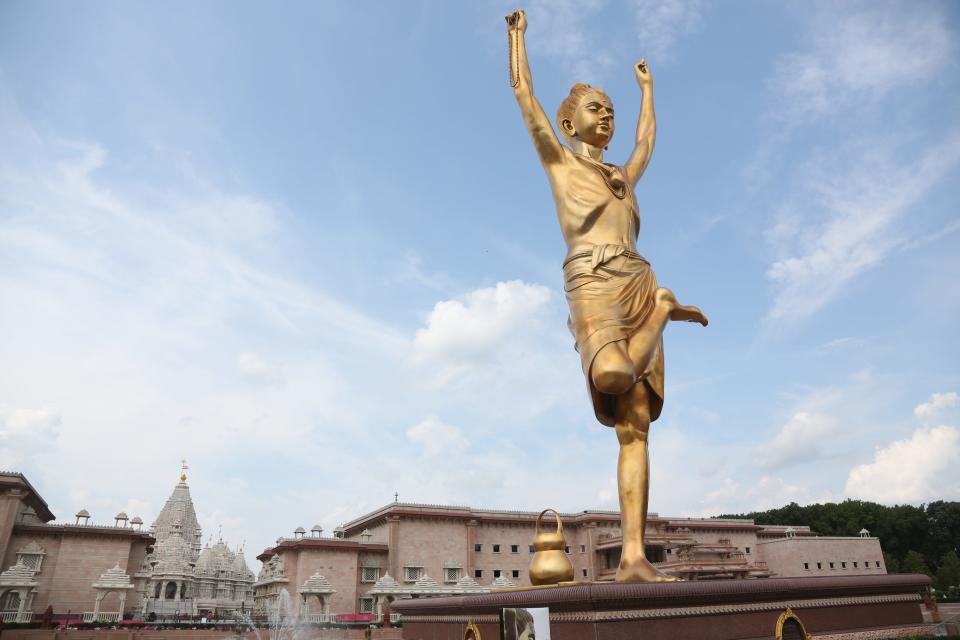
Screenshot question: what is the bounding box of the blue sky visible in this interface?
[1,0,958,565]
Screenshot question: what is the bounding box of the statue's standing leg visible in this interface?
[614,382,678,582]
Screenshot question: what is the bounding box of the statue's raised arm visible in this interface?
[623,59,656,186]
[506,10,564,168]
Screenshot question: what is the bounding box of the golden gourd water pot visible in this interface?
[529,509,575,585]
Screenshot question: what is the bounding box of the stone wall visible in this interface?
[5,531,141,615]
[757,536,886,577]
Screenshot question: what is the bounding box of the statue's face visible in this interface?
[572,92,614,147]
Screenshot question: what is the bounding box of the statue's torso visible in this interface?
[550,148,640,258]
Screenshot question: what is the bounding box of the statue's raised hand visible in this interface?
[635,58,653,88]
[505,9,527,33]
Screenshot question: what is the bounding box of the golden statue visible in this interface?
[506,9,708,583]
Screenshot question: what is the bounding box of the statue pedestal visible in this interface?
[391,574,933,640]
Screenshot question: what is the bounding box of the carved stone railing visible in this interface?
[303,612,337,624]
[0,611,33,623]
[390,612,402,624]
[82,611,120,623]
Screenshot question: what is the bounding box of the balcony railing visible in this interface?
[389,612,402,624]
[303,613,337,624]
[82,612,120,623]
[0,611,33,623]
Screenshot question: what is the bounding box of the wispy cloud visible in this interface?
[765,132,960,322]
[525,0,613,81]
[771,2,954,125]
[751,2,959,324]
[632,0,703,61]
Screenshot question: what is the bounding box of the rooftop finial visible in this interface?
[394,492,399,503]
[180,459,189,482]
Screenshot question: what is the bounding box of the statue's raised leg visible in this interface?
[627,287,707,377]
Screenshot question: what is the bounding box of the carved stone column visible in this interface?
[386,516,401,580]
[465,519,478,575]
[585,521,599,581]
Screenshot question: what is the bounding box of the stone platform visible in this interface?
[391,574,933,640]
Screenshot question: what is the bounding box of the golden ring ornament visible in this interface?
[464,621,481,640]
[775,607,812,640]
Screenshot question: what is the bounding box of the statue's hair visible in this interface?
[556,83,609,141]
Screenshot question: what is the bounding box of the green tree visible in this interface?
[936,551,960,590]
[903,550,932,576]
[883,551,901,574]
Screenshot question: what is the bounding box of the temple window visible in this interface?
[510,545,519,553]
[474,544,482,552]
[853,561,858,568]
[358,597,374,614]
[360,567,380,583]
[403,565,423,582]
[803,563,809,570]
[493,544,501,553]
[829,562,835,569]
[474,569,482,578]
[876,561,881,567]
[528,545,534,553]
[444,567,461,583]
[512,570,520,578]
[564,546,571,554]
[817,562,822,569]
[841,562,847,569]
[582,569,588,577]
[15,543,45,573]
[745,547,751,554]
[1,592,20,611]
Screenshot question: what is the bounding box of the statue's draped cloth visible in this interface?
[563,244,664,427]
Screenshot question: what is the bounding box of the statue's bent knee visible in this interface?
[592,358,635,395]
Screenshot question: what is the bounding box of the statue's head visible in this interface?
[557,83,614,147]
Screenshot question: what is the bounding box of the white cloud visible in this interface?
[914,391,958,419]
[632,0,703,61]
[412,280,552,383]
[236,352,284,386]
[845,425,960,503]
[765,132,960,322]
[0,404,61,469]
[406,416,469,457]
[753,411,840,468]
[771,3,954,124]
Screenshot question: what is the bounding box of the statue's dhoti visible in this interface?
[563,244,665,427]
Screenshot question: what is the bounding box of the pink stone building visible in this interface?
[0,470,255,623]
[254,503,888,617]
[0,472,153,623]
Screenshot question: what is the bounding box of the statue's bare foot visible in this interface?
[655,287,708,326]
[617,557,682,583]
